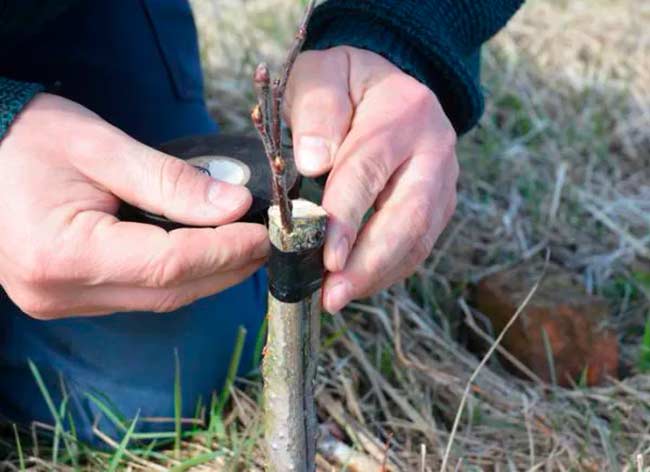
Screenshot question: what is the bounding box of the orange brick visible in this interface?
[475,265,619,387]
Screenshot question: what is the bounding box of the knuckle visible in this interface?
[301,47,348,75]
[408,81,438,112]
[406,199,436,261]
[301,88,350,120]
[221,239,250,268]
[21,257,49,286]
[439,127,458,155]
[353,154,389,202]
[149,255,189,289]
[405,81,458,153]
[293,48,325,66]
[410,198,435,239]
[357,253,380,283]
[20,243,68,286]
[364,249,386,277]
[158,157,194,201]
[414,81,436,101]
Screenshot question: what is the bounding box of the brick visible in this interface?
[474,265,619,387]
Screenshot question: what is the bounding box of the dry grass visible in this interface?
[192,1,650,469]
[2,0,650,470]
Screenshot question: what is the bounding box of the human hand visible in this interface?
[0,93,269,319]
[286,47,459,313]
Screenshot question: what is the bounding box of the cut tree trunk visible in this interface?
[263,199,327,472]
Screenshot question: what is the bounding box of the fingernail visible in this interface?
[332,236,350,272]
[326,280,351,313]
[207,182,250,213]
[297,136,331,176]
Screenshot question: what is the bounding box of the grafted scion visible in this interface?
[251,0,317,234]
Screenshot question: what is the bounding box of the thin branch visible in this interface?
[252,64,278,185]
[251,1,317,233]
[276,0,318,101]
[271,0,317,152]
[253,64,275,157]
[252,64,293,231]
[272,154,293,232]
[251,105,273,160]
[271,87,283,165]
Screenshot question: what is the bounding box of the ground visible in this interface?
[1,0,649,470]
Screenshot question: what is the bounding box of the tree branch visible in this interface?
[251,0,317,233]
[276,0,318,101]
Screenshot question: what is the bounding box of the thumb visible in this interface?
[285,48,353,177]
[79,131,252,226]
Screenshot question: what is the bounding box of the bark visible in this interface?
[263,200,327,472]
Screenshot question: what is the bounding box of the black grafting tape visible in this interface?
[118,134,298,230]
[268,244,325,304]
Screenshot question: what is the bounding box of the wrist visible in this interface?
[0,77,45,141]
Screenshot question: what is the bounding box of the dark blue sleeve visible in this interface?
[0,1,77,44]
[304,0,525,134]
[0,77,43,140]
[0,1,76,141]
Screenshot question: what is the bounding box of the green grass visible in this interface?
[3,326,254,471]
[11,424,25,472]
[108,412,139,472]
[28,360,79,467]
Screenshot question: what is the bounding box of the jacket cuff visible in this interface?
[304,7,484,135]
[0,77,44,140]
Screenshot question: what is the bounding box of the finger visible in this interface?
[322,152,457,313]
[34,259,264,318]
[319,79,430,272]
[61,211,269,288]
[285,49,353,177]
[71,129,252,226]
[321,127,409,273]
[116,258,263,314]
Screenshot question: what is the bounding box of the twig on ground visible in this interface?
[440,252,550,471]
